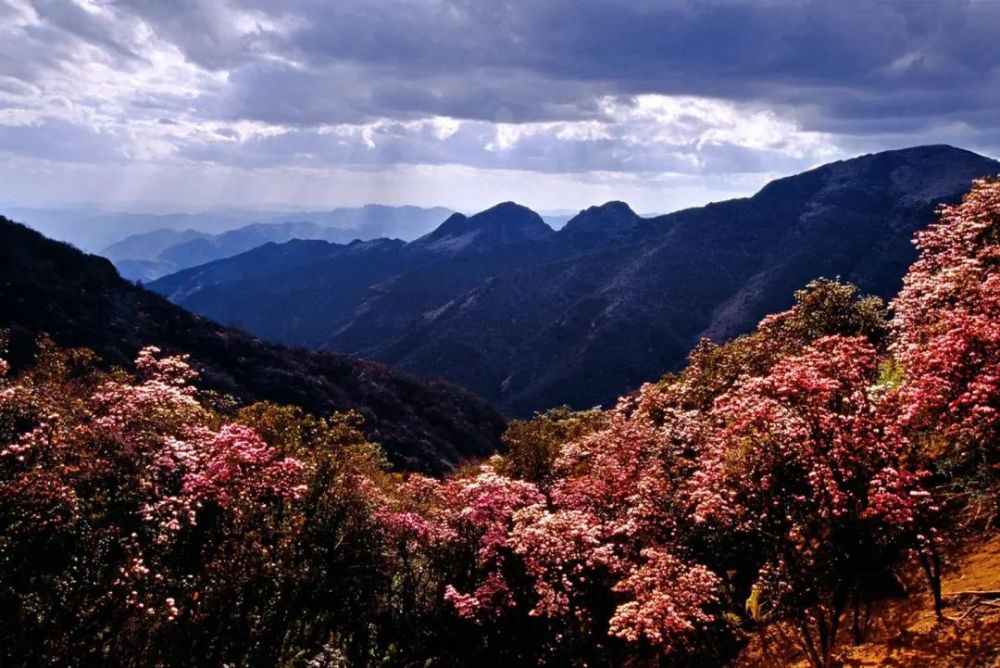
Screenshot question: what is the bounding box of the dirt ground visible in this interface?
[736,531,1000,667]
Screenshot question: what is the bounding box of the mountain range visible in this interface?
[150,146,1000,416]
[0,216,504,473]
[99,205,456,281]
[6,205,452,263]
[99,206,579,283]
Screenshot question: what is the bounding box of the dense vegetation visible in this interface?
[1,179,998,666]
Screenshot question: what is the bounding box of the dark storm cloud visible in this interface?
[109,0,286,70]
[217,60,608,125]
[30,0,143,62]
[1,0,998,181]
[112,0,1000,138]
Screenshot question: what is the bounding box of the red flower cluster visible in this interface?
[893,178,1000,462]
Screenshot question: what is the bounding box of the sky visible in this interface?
[1,0,999,214]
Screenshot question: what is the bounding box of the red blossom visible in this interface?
[427,467,543,621]
[892,178,1000,456]
[608,548,720,653]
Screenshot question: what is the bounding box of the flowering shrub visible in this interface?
[691,335,931,666]
[0,346,309,664]
[608,548,720,653]
[892,178,1000,483]
[510,505,620,620]
[432,467,544,621]
[140,423,306,541]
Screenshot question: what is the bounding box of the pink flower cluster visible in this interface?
[383,468,544,622]
[893,178,1000,452]
[510,506,619,620]
[143,424,306,542]
[608,548,720,652]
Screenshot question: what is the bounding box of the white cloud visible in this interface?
[0,155,773,214]
[0,0,997,211]
[167,94,840,179]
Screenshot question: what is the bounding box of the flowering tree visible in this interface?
[0,346,307,664]
[661,279,889,414]
[892,178,1000,485]
[499,390,726,660]
[691,335,931,667]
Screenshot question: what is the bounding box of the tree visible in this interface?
[691,336,931,667]
[498,406,607,488]
[892,178,1000,493]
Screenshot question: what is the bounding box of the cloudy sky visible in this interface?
[1,0,999,214]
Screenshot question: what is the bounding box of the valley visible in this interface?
[147,146,999,415]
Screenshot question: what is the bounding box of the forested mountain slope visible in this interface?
[0,216,504,472]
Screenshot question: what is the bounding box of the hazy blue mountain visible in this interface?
[113,258,186,283]
[5,208,238,252]
[155,222,331,271]
[99,206,453,281]
[149,146,1000,415]
[13,204,456,254]
[102,228,210,262]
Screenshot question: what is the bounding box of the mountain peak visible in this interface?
[829,144,993,173]
[561,200,641,236]
[753,144,999,205]
[483,200,532,214]
[413,202,552,253]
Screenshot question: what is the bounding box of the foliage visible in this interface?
[892,178,1000,492]
[497,405,608,488]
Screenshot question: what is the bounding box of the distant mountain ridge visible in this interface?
[149,145,1000,415]
[7,204,452,252]
[0,216,504,473]
[98,206,454,281]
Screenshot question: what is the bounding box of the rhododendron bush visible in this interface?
[1,179,998,667]
[0,346,306,660]
[691,335,932,667]
[893,178,1000,482]
[0,344,395,666]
